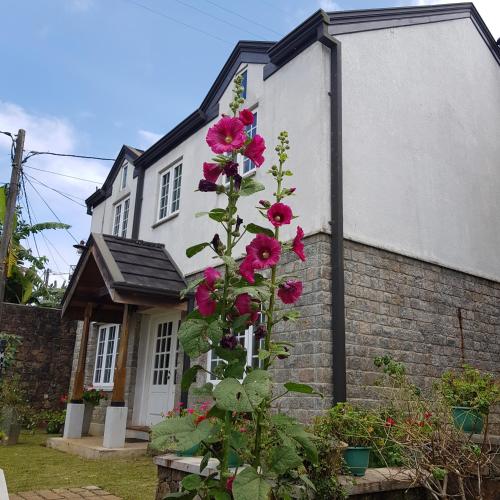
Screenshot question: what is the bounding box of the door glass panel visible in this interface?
[152,321,173,386]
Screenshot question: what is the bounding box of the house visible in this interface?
[61,3,500,449]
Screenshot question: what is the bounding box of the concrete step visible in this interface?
[126,425,150,441]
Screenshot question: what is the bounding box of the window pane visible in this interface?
[103,326,116,383]
[158,171,171,220]
[243,113,257,174]
[171,164,182,213]
[113,204,122,236]
[94,327,106,384]
[121,198,129,237]
[121,163,128,189]
[241,70,247,99]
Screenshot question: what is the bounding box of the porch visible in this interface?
[60,233,189,454]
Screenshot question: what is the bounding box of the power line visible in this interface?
[122,0,232,45]
[203,0,282,36]
[23,175,79,244]
[170,0,267,39]
[23,150,115,162]
[25,173,87,207]
[20,175,41,259]
[23,165,102,184]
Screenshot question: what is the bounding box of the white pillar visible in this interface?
[63,403,84,439]
[103,406,128,448]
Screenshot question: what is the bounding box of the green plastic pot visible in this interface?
[178,444,199,457]
[343,447,371,477]
[228,450,242,468]
[452,406,484,434]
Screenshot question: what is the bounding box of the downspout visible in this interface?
[131,166,145,240]
[319,26,346,404]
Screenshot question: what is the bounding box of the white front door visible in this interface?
[146,314,181,425]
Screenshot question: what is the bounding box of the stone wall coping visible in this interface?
[339,467,418,495]
[154,454,240,478]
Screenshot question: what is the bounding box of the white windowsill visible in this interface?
[152,211,180,228]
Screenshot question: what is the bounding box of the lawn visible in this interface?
[0,432,157,499]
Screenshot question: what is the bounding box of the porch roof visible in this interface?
[61,233,187,322]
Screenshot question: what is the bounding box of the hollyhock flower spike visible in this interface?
[267,202,293,227]
[277,279,303,304]
[246,234,281,270]
[206,116,246,154]
[195,282,217,316]
[204,267,221,289]
[234,293,259,324]
[292,226,306,261]
[239,109,254,126]
[239,257,256,284]
[203,162,222,183]
[243,134,266,167]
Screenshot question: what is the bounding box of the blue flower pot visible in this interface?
[452,407,484,434]
[343,447,371,477]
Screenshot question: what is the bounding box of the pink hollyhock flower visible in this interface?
[243,134,265,167]
[204,267,221,289]
[195,282,217,316]
[206,116,246,154]
[246,234,281,269]
[203,162,222,183]
[277,280,303,304]
[239,257,256,284]
[234,293,259,324]
[239,109,254,126]
[292,226,306,261]
[226,476,235,492]
[187,408,195,414]
[267,202,293,227]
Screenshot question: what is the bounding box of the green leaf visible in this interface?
[181,474,203,491]
[180,277,204,300]
[231,313,250,333]
[239,177,265,197]
[212,491,232,500]
[245,223,274,238]
[270,445,302,474]
[232,467,271,500]
[213,370,271,412]
[164,492,196,499]
[179,319,223,358]
[214,346,246,363]
[284,382,323,398]
[195,211,209,217]
[181,364,204,392]
[208,208,227,222]
[258,349,270,360]
[200,451,211,473]
[186,242,210,258]
[223,360,245,379]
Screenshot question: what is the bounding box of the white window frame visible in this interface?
[206,324,263,383]
[157,162,182,222]
[242,111,258,175]
[120,161,128,190]
[112,197,130,237]
[93,324,120,389]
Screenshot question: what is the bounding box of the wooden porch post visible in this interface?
[71,302,93,402]
[111,303,131,405]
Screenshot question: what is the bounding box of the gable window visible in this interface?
[207,323,263,383]
[158,163,182,221]
[113,197,130,237]
[93,324,120,388]
[120,162,128,190]
[242,111,257,175]
[241,69,247,99]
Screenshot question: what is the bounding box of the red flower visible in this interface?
[226,476,235,492]
[195,283,216,317]
[239,257,256,284]
[385,417,396,427]
[60,394,68,404]
[187,408,195,414]
[206,116,246,154]
[204,267,221,289]
[234,293,259,324]
[198,179,218,192]
[239,109,254,126]
[194,415,206,425]
[203,162,222,183]
[267,202,293,227]
[424,411,432,420]
[292,226,306,261]
[417,421,425,427]
[243,134,265,167]
[277,280,303,304]
[246,234,281,270]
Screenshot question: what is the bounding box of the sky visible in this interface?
[0,0,498,285]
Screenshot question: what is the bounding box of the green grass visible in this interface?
[0,432,156,499]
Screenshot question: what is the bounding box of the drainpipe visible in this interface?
[179,295,194,407]
[319,26,346,404]
[131,166,145,240]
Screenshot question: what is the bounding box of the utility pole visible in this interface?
[0,129,26,304]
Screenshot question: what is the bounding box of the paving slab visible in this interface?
[10,487,121,499]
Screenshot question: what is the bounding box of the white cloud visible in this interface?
[408,0,499,38]
[138,129,163,149]
[318,0,341,11]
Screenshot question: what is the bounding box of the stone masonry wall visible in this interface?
[68,312,141,433]
[344,239,500,431]
[0,303,77,410]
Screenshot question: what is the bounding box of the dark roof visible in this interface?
[85,145,143,214]
[87,3,499,211]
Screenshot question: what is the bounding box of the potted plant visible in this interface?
[43,410,66,434]
[438,364,500,434]
[0,375,27,445]
[81,386,107,436]
[325,403,379,477]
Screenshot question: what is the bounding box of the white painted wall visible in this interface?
[338,18,500,281]
[137,42,331,276]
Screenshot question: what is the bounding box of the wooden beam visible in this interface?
[110,304,131,405]
[71,302,93,402]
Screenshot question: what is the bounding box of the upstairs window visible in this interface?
[120,162,128,190]
[158,163,182,221]
[243,112,257,175]
[93,324,120,388]
[113,197,130,237]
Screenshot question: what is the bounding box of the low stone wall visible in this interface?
[0,302,77,410]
